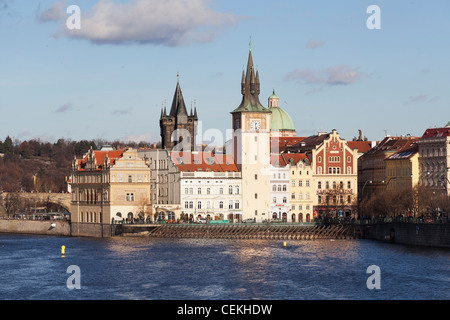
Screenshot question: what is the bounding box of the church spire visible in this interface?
[232,46,267,113]
[169,75,188,118]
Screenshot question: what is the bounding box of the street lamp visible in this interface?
[385,177,397,190]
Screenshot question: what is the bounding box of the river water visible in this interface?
[0,234,448,300]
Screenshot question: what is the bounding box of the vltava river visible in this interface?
[0,234,448,300]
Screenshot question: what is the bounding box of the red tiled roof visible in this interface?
[170,151,239,172]
[77,149,125,171]
[421,127,450,138]
[347,141,372,153]
[271,154,287,167]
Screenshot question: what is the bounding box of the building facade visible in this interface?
[270,155,290,221]
[173,152,242,222]
[418,124,450,195]
[70,147,151,237]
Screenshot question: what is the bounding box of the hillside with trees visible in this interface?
[0,136,155,193]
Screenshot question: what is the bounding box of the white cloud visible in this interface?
[284,65,363,86]
[41,0,241,46]
[37,1,66,22]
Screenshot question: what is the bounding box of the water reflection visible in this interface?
[0,234,448,300]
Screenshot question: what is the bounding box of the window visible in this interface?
[219,201,224,209]
[235,201,240,209]
[273,197,277,204]
[291,193,295,199]
[189,201,193,209]
[318,181,322,189]
[220,188,223,194]
[291,180,295,187]
[235,186,240,194]
[347,181,351,189]
[326,181,329,189]
[306,193,310,200]
[282,197,287,203]
[126,193,134,201]
[282,185,287,191]
[128,175,133,183]
[333,181,337,189]
[299,180,303,187]
[255,193,258,199]
[229,186,233,194]
[184,201,189,209]
[229,200,233,209]
[197,201,202,209]
[197,187,202,194]
[318,195,322,203]
[291,205,295,210]
[298,193,303,200]
[207,188,210,195]
[189,188,193,194]
[185,188,188,194]
[306,180,310,187]
[255,174,258,180]
[273,185,277,191]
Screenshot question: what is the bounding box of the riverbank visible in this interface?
[1,219,449,248]
[0,219,70,236]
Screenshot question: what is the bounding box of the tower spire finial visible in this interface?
[249,36,252,51]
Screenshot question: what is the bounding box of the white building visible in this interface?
[172,152,242,222]
[270,155,290,221]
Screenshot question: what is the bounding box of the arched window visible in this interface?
[228,186,233,194]
[235,201,240,209]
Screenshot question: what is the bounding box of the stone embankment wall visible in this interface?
[0,219,71,236]
[363,222,450,248]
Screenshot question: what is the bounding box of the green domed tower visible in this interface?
[268,89,296,137]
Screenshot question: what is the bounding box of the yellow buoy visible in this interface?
[283,242,287,248]
[61,245,66,257]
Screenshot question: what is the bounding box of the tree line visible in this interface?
[0,136,157,193]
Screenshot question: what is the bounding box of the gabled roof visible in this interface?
[281,152,310,166]
[77,149,125,171]
[385,143,418,160]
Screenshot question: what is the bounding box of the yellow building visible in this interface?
[384,140,419,191]
[70,146,151,237]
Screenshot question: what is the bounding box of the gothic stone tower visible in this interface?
[160,76,198,151]
[231,48,271,222]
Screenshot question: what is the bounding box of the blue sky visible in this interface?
[0,0,449,145]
